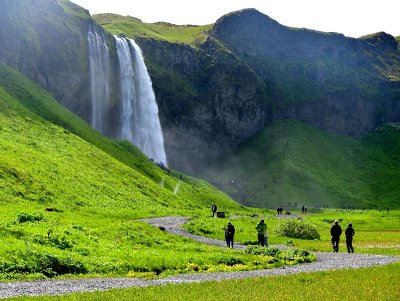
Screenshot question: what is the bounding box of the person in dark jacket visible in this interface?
[225,222,235,248]
[211,204,217,217]
[330,220,342,252]
[345,223,355,253]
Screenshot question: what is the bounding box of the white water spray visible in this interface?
[87,25,111,133]
[116,36,167,165]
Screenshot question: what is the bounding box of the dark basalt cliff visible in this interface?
[211,9,400,138]
[137,38,270,172]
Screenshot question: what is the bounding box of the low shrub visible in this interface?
[0,250,87,277]
[278,248,313,263]
[273,219,320,240]
[17,212,44,223]
[245,246,280,257]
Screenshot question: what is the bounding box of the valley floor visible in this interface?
[0,217,398,299]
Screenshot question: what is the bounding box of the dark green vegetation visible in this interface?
[273,219,320,240]
[7,263,400,300]
[245,246,314,264]
[198,120,400,209]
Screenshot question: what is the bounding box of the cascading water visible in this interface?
[87,24,111,133]
[115,36,167,165]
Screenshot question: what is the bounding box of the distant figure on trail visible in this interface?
[330,220,342,253]
[301,206,305,213]
[345,223,355,253]
[256,219,268,247]
[211,204,217,217]
[225,222,235,248]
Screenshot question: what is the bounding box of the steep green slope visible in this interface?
[0,62,237,206]
[0,64,263,280]
[94,14,211,45]
[199,120,400,209]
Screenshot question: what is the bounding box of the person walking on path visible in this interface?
[330,220,342,253]
[345,223,355,253]
[211,204,217,218]
[225,222,235,248]
[256,219,268,247]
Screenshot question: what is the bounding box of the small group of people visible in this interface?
[224,219,268,248]
[330,220,355,253]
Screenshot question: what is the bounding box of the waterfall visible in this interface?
[116,36,167,165]
[87,25,111,133]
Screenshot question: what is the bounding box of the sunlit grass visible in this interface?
[8,262,400,301]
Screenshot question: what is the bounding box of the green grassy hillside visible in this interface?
[93,14,211,45]
[199,120,400,209]
[0,62,239,207]
[0,63,270,280]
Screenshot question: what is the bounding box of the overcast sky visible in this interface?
[71,0,399,38]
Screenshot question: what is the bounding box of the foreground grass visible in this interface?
[9,262,400,301]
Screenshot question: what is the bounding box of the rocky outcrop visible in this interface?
[361,32,398,52]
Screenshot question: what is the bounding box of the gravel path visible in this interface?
[0,216,398,299]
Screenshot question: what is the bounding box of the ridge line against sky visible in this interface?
[71,0,400,38]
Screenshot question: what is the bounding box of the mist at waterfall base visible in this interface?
[88,28,167,165]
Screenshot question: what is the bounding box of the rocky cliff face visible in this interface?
[0,0,119,124]
[211,9,400,138]
[137,38,270,172]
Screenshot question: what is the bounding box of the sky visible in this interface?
[71,0,400,38]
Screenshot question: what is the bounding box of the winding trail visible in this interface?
[0,216,398,299]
